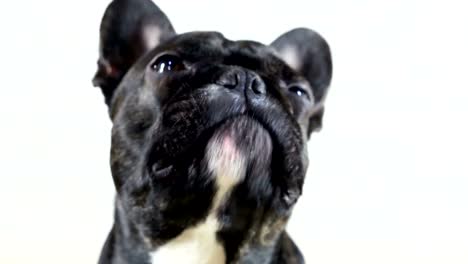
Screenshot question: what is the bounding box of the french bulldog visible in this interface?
[92,0,332,263]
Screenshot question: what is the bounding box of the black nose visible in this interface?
[217,68,266,95]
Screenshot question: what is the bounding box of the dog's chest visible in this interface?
[150,216,225,264]
[150,134,246,264]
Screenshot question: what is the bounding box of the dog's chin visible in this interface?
[147,114,272,175]
[204,115,274,172]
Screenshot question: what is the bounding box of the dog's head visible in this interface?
[93,0,332,260]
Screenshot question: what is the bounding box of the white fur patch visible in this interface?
[150,216,225,264]
[150,134,246,264]
[207,134,246,208]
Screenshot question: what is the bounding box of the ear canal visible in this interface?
[93,0,176,105]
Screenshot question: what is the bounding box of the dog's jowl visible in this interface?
[92,0,332,263]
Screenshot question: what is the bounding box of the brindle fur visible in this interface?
[93,0,332,263]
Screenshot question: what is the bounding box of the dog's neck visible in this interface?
[111,199,285,264]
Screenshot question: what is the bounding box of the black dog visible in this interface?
[92,0,332,263]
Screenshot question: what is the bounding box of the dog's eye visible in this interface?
[151,54,185,73]
[288,85,310,100]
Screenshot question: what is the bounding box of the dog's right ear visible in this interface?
[92,0,176,105]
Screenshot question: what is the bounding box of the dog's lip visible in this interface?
[148,113,266,160]
[208,113,268,137]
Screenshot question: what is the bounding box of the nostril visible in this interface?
[217,69,266,95]
[218,71,239,89]
[250,78,266,95]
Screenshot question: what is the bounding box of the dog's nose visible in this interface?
[217,69,266,95]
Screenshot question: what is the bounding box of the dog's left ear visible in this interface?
[271,28,332,136]
[92,0,176,105]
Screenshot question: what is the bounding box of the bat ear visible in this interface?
[271,28,332,135]
[92,0,176,105]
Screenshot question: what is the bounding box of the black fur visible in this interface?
[92,0,332,263]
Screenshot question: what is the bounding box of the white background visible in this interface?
[0,0,467,263]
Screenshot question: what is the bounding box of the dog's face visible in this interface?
[93,0,331,261]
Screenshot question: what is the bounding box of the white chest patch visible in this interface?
[150,133,246,264]
[150,216,225,264]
